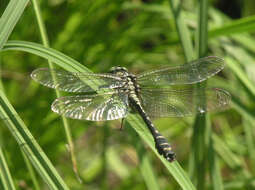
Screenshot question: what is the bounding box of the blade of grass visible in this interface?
[135,136,160,190]
[207,116,224,190]
[1,1,69,189]
[231,95,255,124]
[1,40,196,190]
[0,0,29,49]
[197,0,208,58]
[2,41,89,72]
[106,148,129,179]
[232,34,255,55]
[208,141,224,190]
[213,131,252,178]
[0,148,16,190]
[192,0,209,189]
[209,14,255,38]
[140,154,160,190]
[168,12,255,46]
[101,125,109,189]
[131,121,160,190]
[21,151,40,190]
[190,115,207,188]
[0,91,70,189]
[224,178,255,190]
[168,0,194,61]
[167,1,195,183]
[31,0,80,181]
[212,134,243,170]
[244,119,255,173]
[224,56,255,97]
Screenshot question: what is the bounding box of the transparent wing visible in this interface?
[51,92,129,121]
[137,56,224,86]
[140,88,231,117]
[31,68,125,93]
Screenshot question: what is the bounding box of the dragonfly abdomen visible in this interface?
[129,96,176,162]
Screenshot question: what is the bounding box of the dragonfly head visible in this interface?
[109,66,129,76]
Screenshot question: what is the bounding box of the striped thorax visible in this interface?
[110,66,141,101]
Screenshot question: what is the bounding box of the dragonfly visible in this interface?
[31,56,230,162]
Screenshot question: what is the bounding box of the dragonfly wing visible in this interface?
[140,88,230,117]
[137,56,224,86]
[51,92,129,121]
[31,68,124,93]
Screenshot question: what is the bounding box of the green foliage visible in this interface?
[1,0,255,189]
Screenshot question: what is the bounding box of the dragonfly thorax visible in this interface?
[109,67,140,94]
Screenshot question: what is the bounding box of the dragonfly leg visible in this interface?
[120,118,125,131]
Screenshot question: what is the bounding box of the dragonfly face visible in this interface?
[31,56,231,162]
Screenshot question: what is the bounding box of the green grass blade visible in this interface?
[135,127,160,190]
[106,148,129,179]
[231,95,255,123]
[232,34,255,54]
[197,0,209,57]
[168,0,194,61]
[209,14,255,38]
[0,148,16,190]
[31,0,79,180]
[2,41,88,72]
[0,91,69,189]
[224,179,255,190]
[0,1,29,187]
[167,3,196,187]
[169,13,255,46]
[208,145,224,190]
[0,0,29,49]
[207,116,224,190]
[244,119,255,173]
[1,40,196,190]
[190,115,207,188]
[193,0,209,189]
[212,134,242,170]
[224,56,255,97]
[140,154,160,190]
[21,151,40,190]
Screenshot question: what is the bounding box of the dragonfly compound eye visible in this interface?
[109,66,128,73]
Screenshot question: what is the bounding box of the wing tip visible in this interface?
[215,87,231,103]
[201,56,225,79]
[210,88,231,111]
